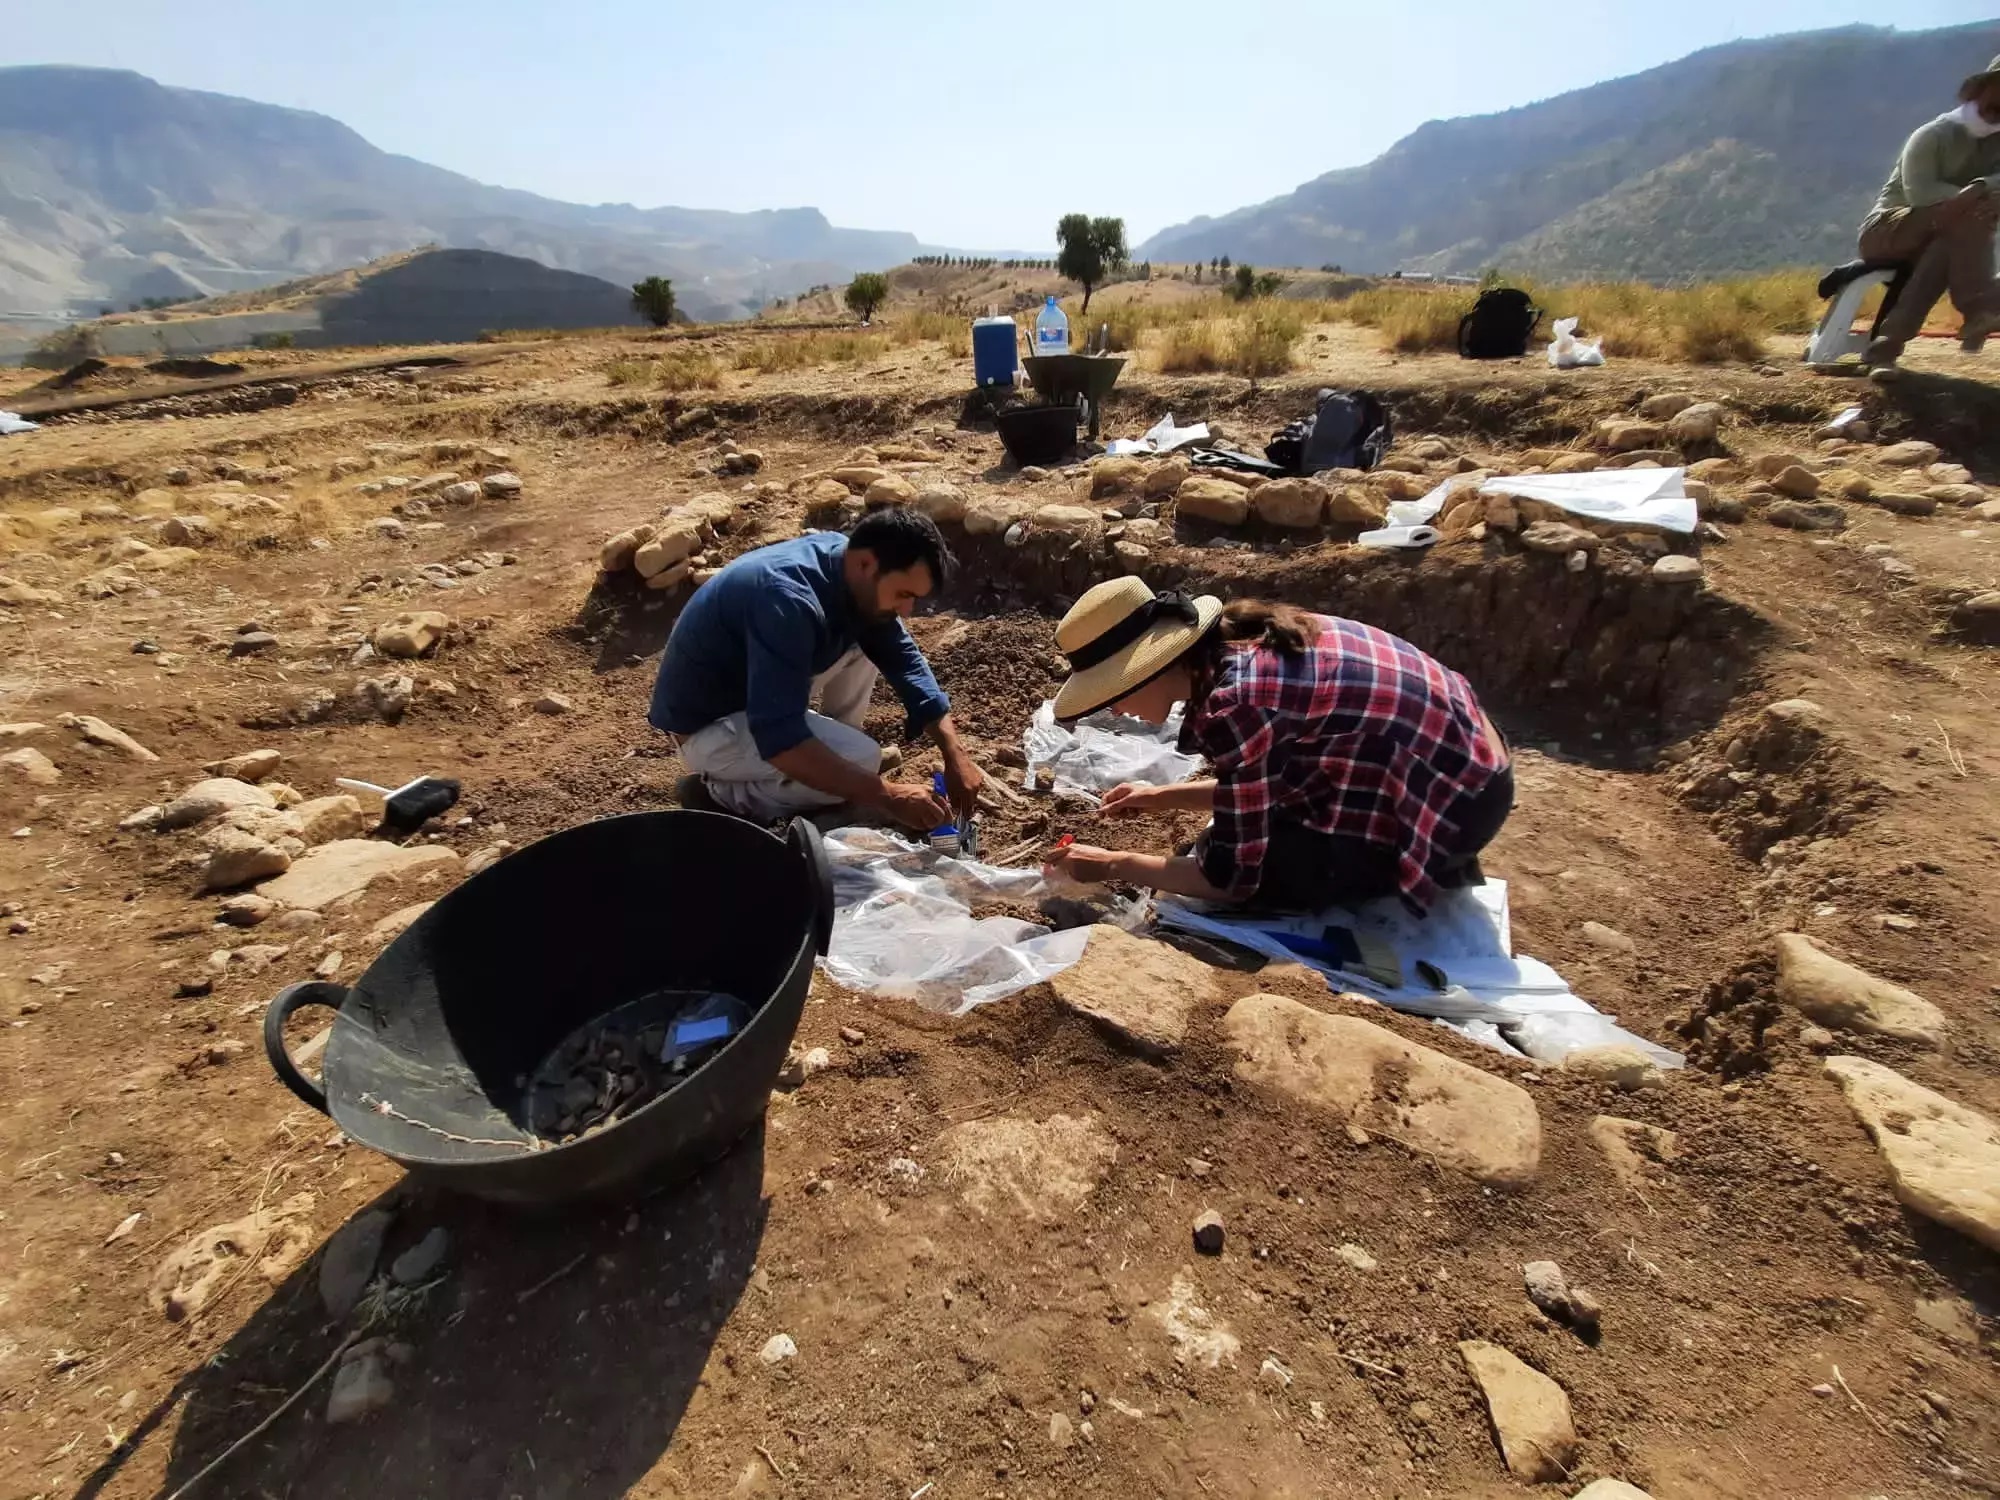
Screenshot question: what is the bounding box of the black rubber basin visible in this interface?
[995,401,1081,467]
[263,812,832,1207]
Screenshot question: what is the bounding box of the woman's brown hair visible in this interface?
[1214,599,1320,653]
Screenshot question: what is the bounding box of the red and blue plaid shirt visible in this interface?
[1180,615,1504,910]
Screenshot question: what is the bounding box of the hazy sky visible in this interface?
[9,1,1997,246]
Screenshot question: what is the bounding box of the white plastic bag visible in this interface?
[1022,700,1204,797]
[1546,317,1604,370]
[819,826,1091,1013]
[1507,1012,1684,1070]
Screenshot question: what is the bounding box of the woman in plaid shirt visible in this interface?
[1041,577,1512,914]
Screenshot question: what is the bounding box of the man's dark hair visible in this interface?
[849,507,955,589]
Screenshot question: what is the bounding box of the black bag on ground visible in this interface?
[1456,288,1541,359]
[1265,388,1394,475]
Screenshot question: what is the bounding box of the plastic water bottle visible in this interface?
[1035,296,1069,355]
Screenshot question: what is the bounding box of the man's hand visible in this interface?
[939,751,985,821]
[1100,782,1161,817]
[1947,180,1996,227]
[1042,842,1126,885]
[875,779,952,833]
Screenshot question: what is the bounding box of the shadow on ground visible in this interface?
[572,574,695,673]
[86,1132,768,1500]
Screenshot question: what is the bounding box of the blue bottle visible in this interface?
[1034,296,1069,355]
[928,772,961,854]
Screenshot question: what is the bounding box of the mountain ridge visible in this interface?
[1136,21,2000,281]
[0,65,928,322]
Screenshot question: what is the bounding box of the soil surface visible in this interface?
[1,317,1998,1500]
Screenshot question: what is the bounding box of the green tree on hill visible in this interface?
[845,271,890,322]
[630,276,677,327]
[1055,213,1128,315]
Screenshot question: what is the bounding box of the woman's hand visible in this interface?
[1042,842,1127,885]
[1099,783,1159,817]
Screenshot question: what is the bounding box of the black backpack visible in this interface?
[1266,388,1394,475]
[1457,288,1542,360]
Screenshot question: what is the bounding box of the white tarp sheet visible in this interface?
[1155,882,1683,1066]
[0,411,39,436]
[1390,467,1698,537]
[1022,700,1204,798]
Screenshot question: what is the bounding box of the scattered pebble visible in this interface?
[389,1226,449,1286]
[758,1333,797,1365]
[1192,1209,1225,1255]
[1336,1242,1378,1272]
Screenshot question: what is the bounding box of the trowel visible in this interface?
[335,774,462,834]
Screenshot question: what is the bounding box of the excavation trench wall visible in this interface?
[942,523,1771,760]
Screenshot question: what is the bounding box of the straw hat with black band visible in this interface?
[1052,577,1224,722]
[1964,54,2000,101]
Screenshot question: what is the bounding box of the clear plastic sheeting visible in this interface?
[1022,700,1204,797]
[1155,881,1683,1067]
[1103,412,1210,457]
[0,411,39,436]
[819,827,1092,1014]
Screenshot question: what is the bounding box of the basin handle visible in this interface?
[788,817,835,957]
[262,982,350,1114]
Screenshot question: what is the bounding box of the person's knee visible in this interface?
[809,714,882,774]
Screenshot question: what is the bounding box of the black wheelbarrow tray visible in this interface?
[262,811,833,1208]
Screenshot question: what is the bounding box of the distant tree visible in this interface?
[1219,255,1232,272]
[1055,213,1129,315]
[1139,260,1152,279]
[1193,263,1204,284]
[630,276,677,327]
[845,271,890,322]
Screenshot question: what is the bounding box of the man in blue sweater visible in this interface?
[649,509,984,829]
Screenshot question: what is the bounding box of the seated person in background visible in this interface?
[1862,53,2000,371]
[1040,578,1511,914]
[649,508,982,828]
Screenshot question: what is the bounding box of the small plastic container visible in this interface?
[1034,296,1069,355]
[972,315,1018,387]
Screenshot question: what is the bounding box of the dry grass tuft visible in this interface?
[1152,321,1229,374]
[1228,305,1304,384]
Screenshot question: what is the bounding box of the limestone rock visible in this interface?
[1251,478,1327,528]
[59,714,158,762]
[206,748,282,782]
[965,498,1029,537]
[1222,994,1541,1186]
[1765,500,1846,532]
[830,465,889,494]
[372,611,450,659]
[1666,402,1724,446]
[201,827,293,892]
[318,1207,393,1318]
[1824,1056,2000,1251]
[1775,933,1945,1047]
[1580,920,1636,954]
[291,795,370,846]
[1563,1045,1665,1091]
[1547,452,1601,474]
[600,530,643,571]
[390,1226,449,1285]
[1032,503,1099,533]
[1771,465,1820,499]
[368,902,434,946]
[0,575,60,607]
[1650,555,1701,585]
[1175,476,1250,526]
[219,893,275,927]
[258,840,460,910]
[1869,490,1938,517]
[1113,540,1150,575]
[1636,392,1697,420]
[1594,419,1664,452]
[1143,457,1190,497]
[1325,485,1389,527]
[0,747,59,785]
[913,482,967,524]
[1928,483,1985,506]
[1192,1209,1225,1255]
[161,514,217,546]
[634,522,702,579]
[1089,457,1147,496]
[1572,1483,1655,1500]
[158,778,276,832]
[938,1112,1116,1220]
[326,1352,395,1424]
[480,471,522,498]
[1687,457,1742,482]
[1878,440,1940,468]
[1519,521,1601,555]
[1458,1340,1577,1482]
[864,475,917,508]
[1050,926,1218,1055]
[435,481,481,506]
[1822,469,1873,501]
[1954,591,2000,642]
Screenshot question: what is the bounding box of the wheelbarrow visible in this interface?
[1021,352,1127,440]
[262,811,833,1207]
